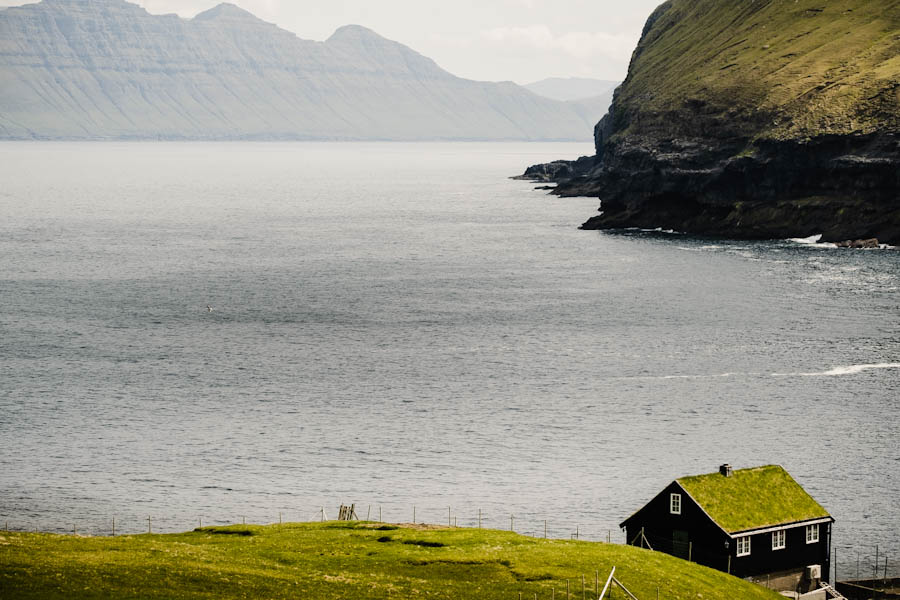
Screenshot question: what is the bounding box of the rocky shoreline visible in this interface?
[519,132,900,246]
[518,0,900,246]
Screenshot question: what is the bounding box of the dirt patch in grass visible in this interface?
[403,540,446,548]
[194,528,253,537]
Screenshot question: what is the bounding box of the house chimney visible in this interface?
[720,464,733,477]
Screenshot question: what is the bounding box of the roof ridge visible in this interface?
[676,465,831,533]
[676,464,783,481]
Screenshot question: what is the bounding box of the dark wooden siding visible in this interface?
[623,482,832,589]
[623,482,731,572]
[732,522,831,583]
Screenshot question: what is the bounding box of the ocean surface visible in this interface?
[0,142,897,578]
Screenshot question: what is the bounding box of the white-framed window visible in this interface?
[670,493,681,515]
[736,535,751,557]
[772,529,786,550]
[806,524,820,544]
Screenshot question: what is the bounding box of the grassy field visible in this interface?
[0,522,784,599]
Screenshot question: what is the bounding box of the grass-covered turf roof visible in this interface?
[677,465,831,534]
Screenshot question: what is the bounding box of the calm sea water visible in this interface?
[0,142,897,578]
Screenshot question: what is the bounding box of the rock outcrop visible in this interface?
[520,0,900,244]
[0,0,598,141]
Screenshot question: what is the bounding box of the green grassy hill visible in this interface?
[612,0,900,142]
[0,522,783,599]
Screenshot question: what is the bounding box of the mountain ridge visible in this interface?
[524,77,619,103]
[0,0,596,140]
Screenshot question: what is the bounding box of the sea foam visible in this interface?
[773,363,900,377]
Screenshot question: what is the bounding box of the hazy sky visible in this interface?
[0,0,665,83]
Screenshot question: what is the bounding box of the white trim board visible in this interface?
[729,517,834,538]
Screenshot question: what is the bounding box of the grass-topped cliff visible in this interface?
[610,0,899,143]
[528,0,900,244]
[0,522,783,599]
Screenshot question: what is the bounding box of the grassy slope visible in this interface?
[0,523,784,600]
[678,466,830,533]
[615,0,900,140]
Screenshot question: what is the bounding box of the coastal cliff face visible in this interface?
[528,0,900,244]
[0,0,597,140]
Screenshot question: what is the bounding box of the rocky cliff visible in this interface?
[0,0,597,140]
[522,0,900,244]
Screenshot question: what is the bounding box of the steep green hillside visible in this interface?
[0,523,783,600]
[526,0,900,244]
[612,0,900,142]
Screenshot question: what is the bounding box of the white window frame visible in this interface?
[670,493,682,515]
[772,529,786,550]
[806,524,819,544]
[736,535,751,557]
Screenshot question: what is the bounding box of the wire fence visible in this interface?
[3,503,896,587]
[833,544,898,584]
[0,503,627,544]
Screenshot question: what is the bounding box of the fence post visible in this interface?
[478,509,482,529]
[566,579,570,600]
[689,542,692,562]
[595,570,599,595]
[379,506,382,522]
[875,545,879,582]
[148,516,152,534]
[112,517,115,537]
[413,506,416,524]
[833,548,837,585]
[582,574,586,600]
[510,515,514,532]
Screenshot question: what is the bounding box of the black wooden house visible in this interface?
[621,465,833,594]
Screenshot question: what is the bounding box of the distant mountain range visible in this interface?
[0,0,606,141]
[524,77,619,103]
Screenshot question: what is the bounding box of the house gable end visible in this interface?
[620,481,726,536]
[620,480,682,530]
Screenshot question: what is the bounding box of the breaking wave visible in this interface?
[625,364,900,381]
[773,363,900,377]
